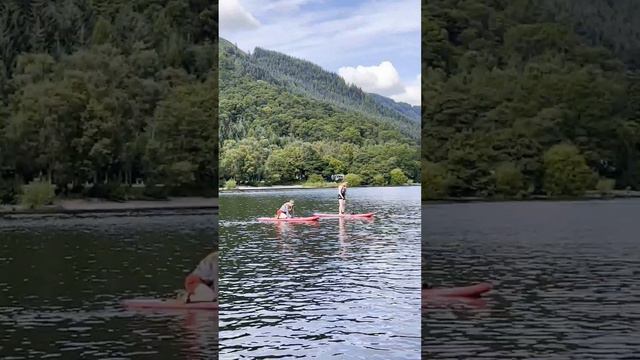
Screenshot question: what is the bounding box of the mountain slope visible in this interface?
[219,38,420,185]
[540,0,640,69]
[368,93,421,122]
[220,38,420,137]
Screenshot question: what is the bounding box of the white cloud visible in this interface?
[260,0,319,13]
[390,74,421,106]
[220,0,421,105]
[338,61,404,96]
[339,62,421,106]
[225,0,420,71]
[220,0,261,32]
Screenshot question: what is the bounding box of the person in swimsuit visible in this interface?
[338,182,347,214]
[182,251,218,303]
[275,200,295,219]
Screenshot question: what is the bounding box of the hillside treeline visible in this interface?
[422,0,640,199]
[219,39,420,187]
[0,0,217,202]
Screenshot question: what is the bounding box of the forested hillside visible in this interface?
[0,0,217,202]
[223,38,420,135]
[422,0,640,199]
[219,38,420,186]
[368,93,420,123]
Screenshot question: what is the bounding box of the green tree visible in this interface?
[543,144,594,196]
[20,180,55,209]
[422,161,447,200]
[390,168,409,185]
[344,173,363,186]
[494,163,525,197]
[372,174,386,186]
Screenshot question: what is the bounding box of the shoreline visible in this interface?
[220,184,420,193]
[422,190,640,204]
[1,197,218,217]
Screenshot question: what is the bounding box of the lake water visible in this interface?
[423,200,640,359]
[0,211,218,359]
[219,186,421,359]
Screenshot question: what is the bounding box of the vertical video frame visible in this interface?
[0,1,219,358]
[218,0,422,358]
[422,0,640,358]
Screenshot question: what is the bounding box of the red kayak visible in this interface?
[257,216,320,222]
[313,213,374,218]
[122,299,218,310]
[422,282,492,298]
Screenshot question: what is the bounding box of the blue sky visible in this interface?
[220,0,421,105]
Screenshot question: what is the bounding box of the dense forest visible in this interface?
[0,0,217,203]
[219,38,420,186]
[422,0,640,199]
[249,46,421,131]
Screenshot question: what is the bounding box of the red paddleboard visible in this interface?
[122,299,218,310]
[313,213,374,218]
[422,282,492,298]
[257,216,320,222]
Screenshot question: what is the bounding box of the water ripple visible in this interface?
[1,214,218,359]
[220,187,421,359]
[423,200,640,358]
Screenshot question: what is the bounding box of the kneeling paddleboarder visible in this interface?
[276,200,295,219]
[183,251,218,303]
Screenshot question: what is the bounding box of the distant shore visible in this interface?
[220,184,420,193]
[423,190,640,203]
[0,197,218,216]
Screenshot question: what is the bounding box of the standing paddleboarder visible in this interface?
[338,182,348,214]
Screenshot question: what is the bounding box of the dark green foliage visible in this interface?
[543,144,595,196]
[344,173,363,187]
[372,174,386,186]
[142,183,169,200]
[0,0,218,199]
[423,0,640,199]
[368,93,420,123]
[219,38,420,185]
[389,168,409,185]
[0,178,18,204]
[305,174,324,186]
[221,39,420,137]
[422,161,447,200]
[20,179,55,209]
[494,163,525,197]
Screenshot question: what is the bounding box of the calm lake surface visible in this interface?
[0,211,218,359]
[219,186,421,359]
[423,200,640,359]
